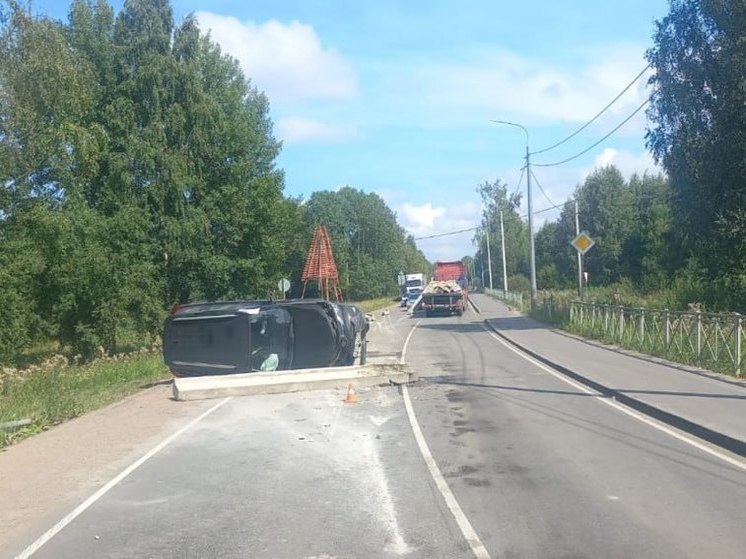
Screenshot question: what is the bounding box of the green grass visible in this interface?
[0,352,170,448]
[353,296,400,313]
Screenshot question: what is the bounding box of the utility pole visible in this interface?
[485,226,494,290]
[499,209,508,292]
[491,120,537,310]
[575,200,583,298]
[526,146,538,310]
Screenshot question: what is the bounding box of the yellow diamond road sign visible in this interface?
[571,232,595,255]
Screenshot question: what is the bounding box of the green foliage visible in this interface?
[353,296,399,313]
[473,179,529,289]
[0,352,168,447]
[647,0,746,308]
[531,166,684,300]
[508,274,531,294]
[0,0,293,365]
[303,187,430,300]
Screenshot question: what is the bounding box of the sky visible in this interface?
[34,0,671,261]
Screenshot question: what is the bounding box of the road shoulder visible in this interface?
[0,383,213,558]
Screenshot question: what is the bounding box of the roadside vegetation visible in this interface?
[0,0,429,369]
[354,296,400,313]
[473,1,746,315]
[0,352,169,448]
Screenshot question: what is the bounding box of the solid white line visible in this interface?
[402,385,491,559]
[15,397,232,559]
[398,320,490,558]
[399,319,421,365]
[483,326,746,472]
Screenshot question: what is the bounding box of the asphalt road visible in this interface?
[406,311,746,558]
[12,306,746,558]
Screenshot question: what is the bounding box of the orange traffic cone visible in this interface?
[343,383,358,404]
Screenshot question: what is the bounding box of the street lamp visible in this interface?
[490,119,538,311]
[484,223,493,290]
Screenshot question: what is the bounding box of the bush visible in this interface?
[508,274,531,294]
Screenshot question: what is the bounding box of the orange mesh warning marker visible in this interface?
[301,225,343,301]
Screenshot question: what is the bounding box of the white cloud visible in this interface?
[396,201,481,261]
[399,203,446,237]
[195,12,357,104]
[384,45,652,129]
[586,147,662,178]
[277,117,357,144]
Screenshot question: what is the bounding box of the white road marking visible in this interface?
[402,385,491,559]
[484,326,746,472]
[399,319,421,365]
[369,415,390,427]
[15,397,232,559]
[399,319,491,559]
[364,433,414,556]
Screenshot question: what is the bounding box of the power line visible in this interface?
[413,170,526,241]
[511,166,526,200]
[412,193,658,242]
[533,98,650,168]
[414,226,478,241]
[531,64,651,156]
[520,204,564,220]
[530,169,568,211]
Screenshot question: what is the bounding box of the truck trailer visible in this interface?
[419,261,468,317]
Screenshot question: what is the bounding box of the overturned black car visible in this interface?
[163,299,369,377]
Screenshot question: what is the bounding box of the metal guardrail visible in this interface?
[566,301,743,375]
[485,288,524,310]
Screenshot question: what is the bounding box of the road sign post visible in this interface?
[571,232,595,255]
[571,232,594,299]
[278,278,291,299]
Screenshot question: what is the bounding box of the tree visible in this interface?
[0,0,292,360]
[573,166,637,285]
[0,2,97,208]
[304,187,429,299]
[625,172,676,288]
[529,166,675,294]
[473,179,528,289]
[535,221,572,290]
[647,0,746,308]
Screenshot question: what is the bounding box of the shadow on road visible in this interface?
[485,315,544,331]
[432,378,746,401]
[140,379,173,389]
[433,378,594,397]
[427,376,746,488]
[416,321,487,333]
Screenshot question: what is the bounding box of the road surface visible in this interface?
[5,301,746,558]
